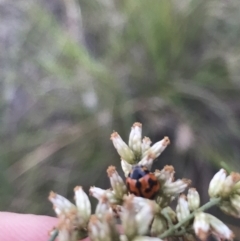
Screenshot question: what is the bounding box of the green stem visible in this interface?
[159,197,221,239]
[161,209,173,228]
[48,229,58,241]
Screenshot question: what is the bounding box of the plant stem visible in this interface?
[159,197,221,239]
[161,209,173,228]
[48,229,58,241]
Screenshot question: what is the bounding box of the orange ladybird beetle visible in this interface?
[126,165,160,199]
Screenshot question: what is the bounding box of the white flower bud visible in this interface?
[163,179,191,195]
[89,186,105,200]
[58,225,78,241]
[74,186,91,225]
[143,136,170,159]
[141,137,152,155]
[207,213,234,240]
[219,200,240,218]
[88,215,114,241]
[176,195,190,222]
[57,214,78,241]
[129,122,142,157]
[138,154,155,170]
[154,165,175,185]
[193,212,210,241]
[221,172,240,197]
[53,206,62,216]
[107,166,127,199]
[48,191,75,215]
[58,228,69,241]
[187,188,200,211]
[121,196,138,239]
[208,169,227,198]
[110,132,135,164]
[230,194,240,212]
[105,190,119,204]
[135,201,157,235]
[121,159,132,177]
[150,214,168,236]
[132,196,159,212]
[95,195,111,218]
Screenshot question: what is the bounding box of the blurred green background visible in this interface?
[0,0,240,234]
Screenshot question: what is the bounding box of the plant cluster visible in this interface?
[48,123,240,241]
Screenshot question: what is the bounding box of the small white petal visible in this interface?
[163,179,191,195]
[143,137,170,159]
[111,132,135,164]
[193,212,210,240]
[89,186,106,200]
[208,169,227,198]
[74,186,91,224]
[48,191,75,214]
[207,213,234,240]
[129,122,142,157]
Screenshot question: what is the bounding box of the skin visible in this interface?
[0,212,90,241]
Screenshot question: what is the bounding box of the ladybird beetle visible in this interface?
[126,165,160,199]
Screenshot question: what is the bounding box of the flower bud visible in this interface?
[163,179,191,195]
[150,214,168,236]
[111,132,135,164]
[207,213,234,240]
[187,188,200,211]
[221,172,240,197]
[88,214,118,241]
[95,195,111,219]
[57,228,70,241]
[233,180,240,194]
[219,200,240,218]
[208,169,226,198]
[121,159,132,177]
[89,186,119,204]
[121,196,138,239]
[74,186,91,226]
[138,154,155,170]
[129,122,142,157]
[143,137,170,159]
[107,166,127,199]
[176,195,190,222]
[131,196,160,213]
[89,186,105,200]
[193,212,210,241]
[230,194,240,213]
[58,223,78,241]
[141,137,152,154]
[105,189,120,204]
[57,213,80,241]
[48,191,75,215]
[154,165,175,185]
[135,201,157,235]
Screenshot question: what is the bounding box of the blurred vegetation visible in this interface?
[0,1,240,233]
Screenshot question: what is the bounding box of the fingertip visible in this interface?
[0,212,57,241]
